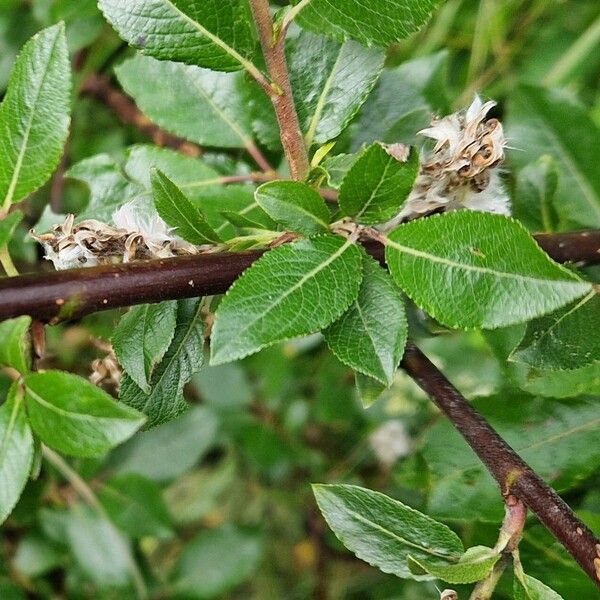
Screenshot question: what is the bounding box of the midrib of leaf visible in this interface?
[343,506,459,560]
[2,30,61,210]
[0,392,23,467]
[304,45,344,147]
[355,155,395,220]
[229,237,354,344]
[385,237,586,287]
[162,0,263,85]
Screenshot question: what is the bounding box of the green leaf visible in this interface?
[116,54,254,149]
[0,316,31,373]
[385,212,591,329]
[255,180,330,235]
[408,546,500,584]
[119,298,205,427]
[513,156,559,233]
[0,384,34,524]
[355,371,387,408]
[514,572,565,600]
[510,291,600,371]
[287,31,384,146]
[325,255,407,385]
[339,144,418,225]
[24,371,146,457]
[13,534,64,578]
[98,0,256,72]
[507,86,600,228]
[152,169,222,244]
[423,395,600,521]
[112,301,178,394]
[294,0,443,48]
[220,209,274,230]
[0,211,23,247]
[313,484,463,579]
[98,474,172,539]
[172,525,263,598]
[210,234,362,365]
[0,23,71,208]
[323,153,360,189]
[110,405,218,482]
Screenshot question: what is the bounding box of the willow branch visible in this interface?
[401,343,600,587]
[249,0,310,180]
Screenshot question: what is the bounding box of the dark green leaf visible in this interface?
[152,169,222,244]
[0,23,71,207]
[99,0,256,72]
[339,144,418,224]
[120,298,205,426]
[510,291,600,370]
[294,0,443,48]
[325,255,407,385]
[24,371,146,457]
[313,484,463,579]
[0,316,31,373]
[408,546,500,584]
[112,301,178,394]
[219,210,274,230]
[210,234,362,364]
[385,212,591,329]
[116,54,254,149]
[0,211,23,247]
[255,180,330,234]
[172,525,263,598]
[0,384,33,524]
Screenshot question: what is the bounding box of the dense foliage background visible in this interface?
[1,0,600,598]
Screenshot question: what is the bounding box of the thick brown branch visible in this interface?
[249,0,310,180]
[401,343,600,587]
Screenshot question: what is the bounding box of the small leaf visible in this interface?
[210,234,362,365]
[120,298,205,427]
[0,316,31,373]
[510,291,600,371]
[0,211,23,247]
[385,212,591,329]
[116,54,254,149]
[112,301,178,394]
[323,153,360,189]
[294,0,444,48]
[99,0,256,72]
[255,180,330,235]
[313,484,463,579]
[152,169,222,244]
[514,572,565,600]
[220,210,274,230]
[340,144,418,224]
[355,371,387,408]
[24,371,146,457]
[325,255,407,385]
[0,23,71,208]
[0,384,34,524]
[408,546,500,584]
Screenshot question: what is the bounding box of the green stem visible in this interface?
[0,247,18,277]
[280,0,313,37]
[42,446,148,600]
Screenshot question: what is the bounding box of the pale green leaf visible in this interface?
[116,54,254,149]
[323,153,360,189]
[514,572,565,600]
[210,235,362,365]
[510,292,600,371]
[0,384,34,524]
[385,212,591,329]
[313,484,463,579]
[119,298,205,427]
[325,255,407,385]
[152,169,222,244]
[288,31,384,146]
[112,301,178,394]
[24,371,146,457]
[0,23,71,208]
[340,143,418,224]
[408,546,500,584]
[255,180,330,235]
[0,316,31,373]
[294,0,444,48]
[507,86,600,228]
[0,211,23,247]
[355,372,387,408]
[98,0,256,72]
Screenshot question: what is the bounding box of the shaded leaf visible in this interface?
[355,371,387,408]
[385,212,591,329]
[0,316,31,373]
[514,572,564,600]
[0,210,23,247]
